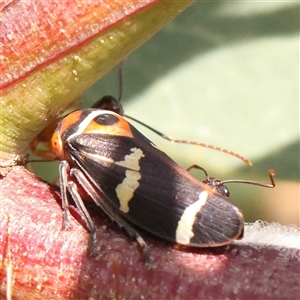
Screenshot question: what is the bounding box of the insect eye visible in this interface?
[203,178,230,197]
[94,114,119,126]
[216,185,230,197]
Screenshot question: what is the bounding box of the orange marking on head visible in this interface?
[83,115,133,138]
[51,130,64,159]
[59,110,83,136]
[50,111,83,159]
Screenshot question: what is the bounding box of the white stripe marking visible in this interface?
[115,148,144,213]
[176,191,209,245]
[115,148,144,171]
[66,110,118,141]
[116,170,141,213]
[80,152,114,164]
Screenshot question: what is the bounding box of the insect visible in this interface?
[186,164,276,198]
[49,108,275,262]
[29,63,275,261]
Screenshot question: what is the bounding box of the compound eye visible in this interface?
[216,185,230,198]
[212,181,230,197]
[203,177,230,198]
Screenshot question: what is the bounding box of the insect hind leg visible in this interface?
[70,167,152,263]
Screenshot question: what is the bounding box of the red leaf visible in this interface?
[1,0,157,88]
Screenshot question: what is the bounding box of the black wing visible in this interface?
[67,123,243,246]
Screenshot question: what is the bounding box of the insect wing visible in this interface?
[66,116,244,247]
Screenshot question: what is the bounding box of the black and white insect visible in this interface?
[48,108,275,261]
[30,62,275,261]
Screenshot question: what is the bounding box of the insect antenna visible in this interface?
[217,169,276,189]
[124,115,252,166]
[94,60,252,166]
[92,59,127,115]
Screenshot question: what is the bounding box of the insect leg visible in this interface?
[59,160,73,230]
[186,164,208,176]
[70,168,152,263]
[67,180,98,255]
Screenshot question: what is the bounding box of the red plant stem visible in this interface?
[1,166,299,299]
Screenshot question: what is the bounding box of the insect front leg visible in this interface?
[70,168,152,263]
[67,181,98,255]
[59,160,73,230]
[59,160,98,254]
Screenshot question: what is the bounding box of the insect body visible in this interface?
[51,108,245,259]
